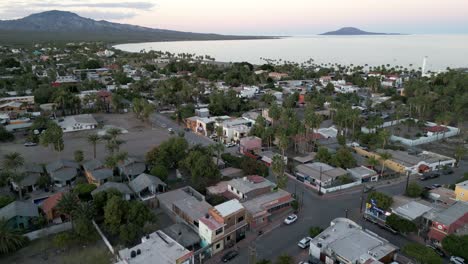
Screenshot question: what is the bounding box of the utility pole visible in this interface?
[405,171,410,193]
[248,245,256,264]
[318,166,322,195]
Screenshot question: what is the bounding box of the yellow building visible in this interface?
[455,180,468,202]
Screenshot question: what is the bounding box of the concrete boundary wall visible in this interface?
[24,222,72,240]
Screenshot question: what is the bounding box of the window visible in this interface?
[216,243,221,249]
[227,235,231,241]
[238,216,244,222]
[215,228,223,235]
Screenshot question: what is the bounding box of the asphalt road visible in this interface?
[226,161,467,264]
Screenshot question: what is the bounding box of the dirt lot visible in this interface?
[0,113,173,164]
[0,234,113,264]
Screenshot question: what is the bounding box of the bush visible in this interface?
[367,191,393,210]
[386,214,417,233]
[309,226,324,238]
[0,195,14,208]
[53,232,75,249]
[405,182,423,198]
[291,200,299,211]
[402,243,442,264]
[150,164,169,182]
[442,235,468,259]
[73,183,97,201]
[0,126,14,142]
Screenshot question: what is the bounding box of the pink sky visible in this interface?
[2,0,468,34]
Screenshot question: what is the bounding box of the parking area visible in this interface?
[0,113,173,164]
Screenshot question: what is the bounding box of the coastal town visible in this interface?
[0,41,467,264]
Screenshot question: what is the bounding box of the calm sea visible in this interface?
[115,35,468,71]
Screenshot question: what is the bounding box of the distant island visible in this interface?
[0,10,273,45]
[320,27,401,35]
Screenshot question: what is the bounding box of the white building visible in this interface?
[117,230,194,264]
[240,86,259,98]
[57,114,98,133]
[216,118,253,143]
[309,218,398,264]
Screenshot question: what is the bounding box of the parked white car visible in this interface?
[297,237,312,249]
[450,256,465,264]
[284,214,298,225]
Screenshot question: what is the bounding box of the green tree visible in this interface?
[316,147,332,164]
[0,219,29,255]
[402,243,442,264]
[73,184,97,201]
[0,195,14,209]
[454,145,466,165]
[57,193,80,228]
[309,226,324,238]
[3,152,25,200]
[104,196,127,235]
[74,150,84,164]
[0,126,14,142]
[181,149,220,191]
[272,155,287,189]
[2,152,24,173]
[331,147,357,169]
[367,191,393,210]
[40,122,64,155]
[150,165,169,182]
[442,235,468,260]
[378,152,392,177]
[276,254,293,264]
[210,142,225,167]
[405,182,423,198]
[367,156,379,169]
[256,260,272,264]
[386,214,417,233]
[87,133,100,159]
[73,202,97,241]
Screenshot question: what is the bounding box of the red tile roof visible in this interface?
[247,175,265,183]
[42,192,64,213]
[425,126,448,133]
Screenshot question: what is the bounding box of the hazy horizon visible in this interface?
[1,0,468,35]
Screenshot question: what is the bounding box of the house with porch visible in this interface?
[83,159,113,186]
[129,173,167,201]
[118,157,146,180]
[91,182,133,200]
[46,159,79,187]
[0,201,39,230]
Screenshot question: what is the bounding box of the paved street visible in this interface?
[224,160,467,264]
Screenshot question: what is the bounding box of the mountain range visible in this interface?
[0,10,271,44]
[320,27,401,35]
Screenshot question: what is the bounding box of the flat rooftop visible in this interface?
[228,176,274,194]
[311,218,397,263]
[393,201,433,220]
[118,231,192,264]
[213,199,244,217]
[242,189,292,215]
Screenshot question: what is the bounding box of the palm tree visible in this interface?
[272,155,287,189]
[367,156,379,171]
[378,129,391,149]
[379,152,393,177]
[57,193,79,228]
[3,152,24,173]
[3,152,25,200]
[454,146,467,166]
[0,219,28,254]
[210,142,225,166]
[87,134,100,159]
[72,201,96,221]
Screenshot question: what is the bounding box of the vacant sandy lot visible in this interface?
[0,113,172,164]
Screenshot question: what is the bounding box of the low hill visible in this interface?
[0,10,272,44]
[320,27,400,35]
